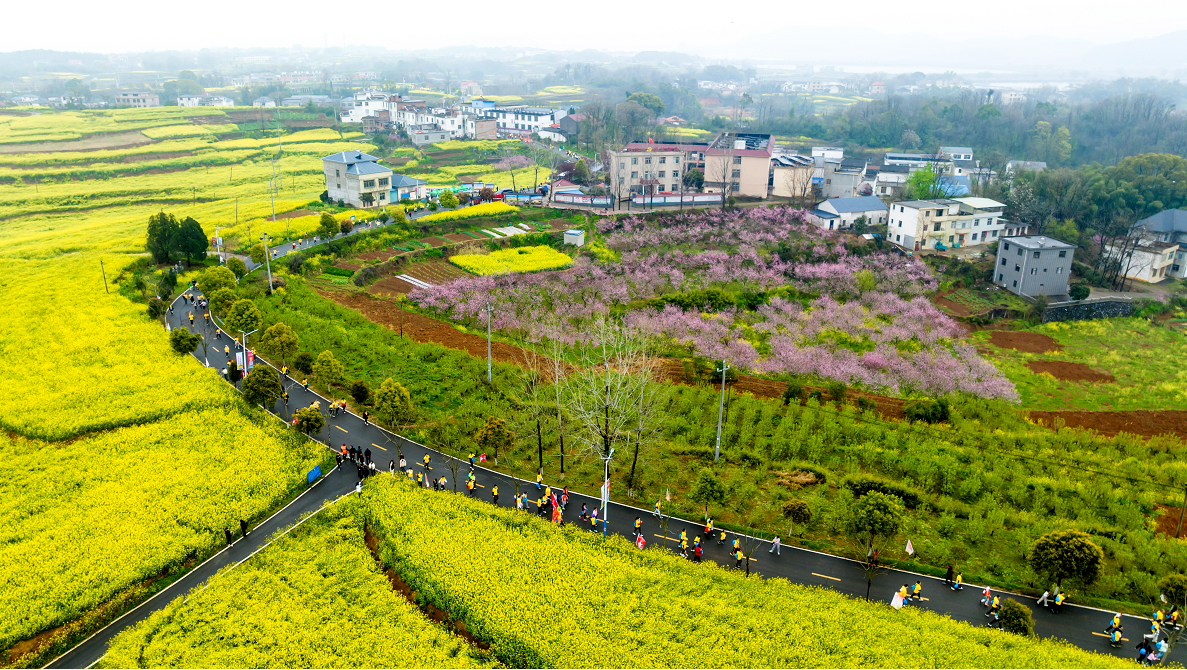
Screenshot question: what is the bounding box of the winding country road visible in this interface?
[48,222,1156,668]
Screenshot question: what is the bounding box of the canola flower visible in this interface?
[414,201,518,224]
[0,406,329,651]
[451,245,572,276]
[364,477,1131,669]
[101,500,493,669]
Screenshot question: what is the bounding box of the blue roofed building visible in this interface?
[322,150,392,208]
[813,195,889,230]
[389,174,429,202]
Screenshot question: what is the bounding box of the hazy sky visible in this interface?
[8,0,1183,54]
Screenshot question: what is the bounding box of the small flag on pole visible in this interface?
[636,534,646,549]
[601,478,611,505]
[479,454,486,462]
[551,493,561,523]
[665,488,671,502]
[906,539,915,556]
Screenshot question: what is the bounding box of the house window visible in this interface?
[992,230,998,237]
[674,157,680,164]
[733,156,742,165]
[1058,250,1066,257]
[644,157,652,164]
[631,171,638,178]
[659,157,667,164]
[732,170,741,178]
[731,181,740,191]
[972,233,978,241]
[1030,268,1037,275]
[948,236,954,243]
[659,171,666,178]
[378,178,389,186]
[974,219,980,226]
[336,183,340,188]
[619,162,625,169]
[1017,248,1023,256]
[998,273,1003,281]
[1001,258,1006,266]
[1033,251,1040,259]
[896,235,901,242]
[1013,280,1018,287]
[936,209,943,216]
[379,192,386,200]
[933,222,942,232]
[672,171,679,180]
[1056,266,1062,274]
[1015,264,1021,272]
[1003,242,1010,251]
[335,169,340,177]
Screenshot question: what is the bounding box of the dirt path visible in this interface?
[320,290,533,365]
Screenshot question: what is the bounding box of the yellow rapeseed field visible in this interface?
[101,499,494,668]
[450,245,571,275]
[0,108,352,657]
[365,478,1130,669]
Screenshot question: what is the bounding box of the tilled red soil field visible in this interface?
[403,260,467,285]
[1028,409,1187,439]
[988,331,1063,353]
[1026,360,1114,382]
[368,276,418,296]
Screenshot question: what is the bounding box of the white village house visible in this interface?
[322,151,392,208]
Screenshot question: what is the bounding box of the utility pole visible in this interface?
[260,234,274,291]
[484,302,494,384]
[714,360,730,464]
[100,259,109,293]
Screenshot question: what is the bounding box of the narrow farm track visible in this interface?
[49,223,1150,667]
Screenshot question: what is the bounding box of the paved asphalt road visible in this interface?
[49,225,1158,668]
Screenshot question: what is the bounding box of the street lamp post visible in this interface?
[213,226,228,265]
[237,327,260,376]
[484,302,494,384]
[600,447,615,539]
[260,233,274,291]
[714,361,730,464]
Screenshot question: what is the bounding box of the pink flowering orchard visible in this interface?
[412,207,1017,401]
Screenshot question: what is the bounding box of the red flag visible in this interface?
[551,493,561,523]
[648,137,654,144]
[636,534,646,549]
[479,454,486,462]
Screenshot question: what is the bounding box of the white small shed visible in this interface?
[564,229,585,246]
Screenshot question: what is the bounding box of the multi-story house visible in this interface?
[886,197,1007,251]
[704,133,773,199]
[483,107,566,136]
[1135,208,1187,279]
[608,146,686,200]
[993,236,1075,296]
[114,91,159,107]
[322,150,392,208]
[771,155,815,201]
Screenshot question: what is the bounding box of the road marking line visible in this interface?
[335,426,348,433]
[653,534,680,541]
[1092,632,1128,641]
[812,572,841,582]
[371,443,387,451]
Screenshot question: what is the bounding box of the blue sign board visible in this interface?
[307,465,321,484]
